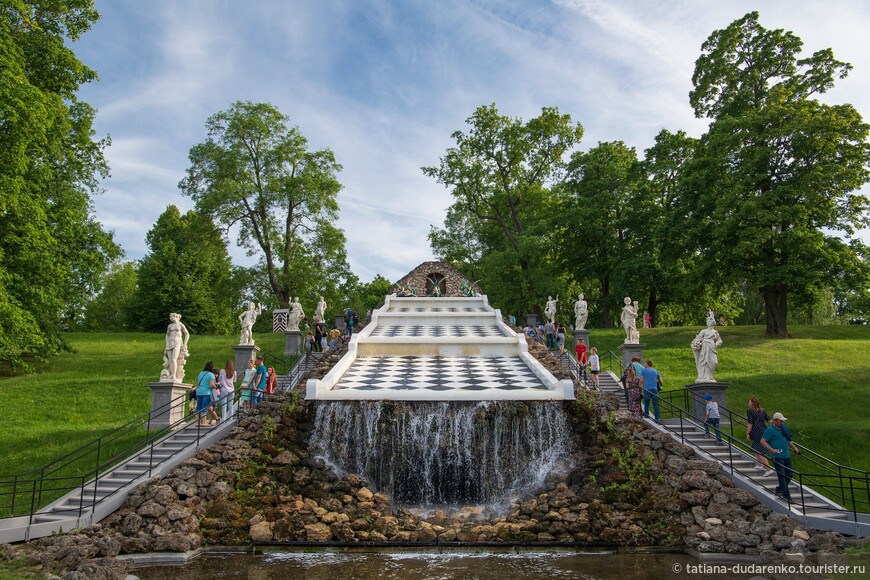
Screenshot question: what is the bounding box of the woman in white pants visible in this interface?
[217,359,237,420]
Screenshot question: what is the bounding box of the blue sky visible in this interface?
[74,0,870,283]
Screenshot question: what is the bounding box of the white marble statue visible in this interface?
[692,316,723,382]
[286,297,305,332]
[621,297,640,344]
[544,295,559,324]
[238,302,262,345]
[313,296,327,324]
[573,294,588,330]
[160,312,189,382]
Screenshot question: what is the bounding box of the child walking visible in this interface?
[704,394,723,445]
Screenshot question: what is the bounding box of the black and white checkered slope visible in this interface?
[307,295,573,400]
[369,325,506,338]
[334,355,547,392]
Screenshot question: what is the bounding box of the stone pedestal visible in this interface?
[233,344,260,376]
[285,330,302,356]
[617,342,645,369]
[685,382,730,423]
[146,381,191,429]
[525,314,538,327]
[574,329,589,348]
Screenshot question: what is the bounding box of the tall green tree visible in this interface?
[83,261,137,331]
[688,12,870,337]
[556,141,638,325]
[0,0,118,369]
[179,101,351,310]
[347,274,393,316]
[424,103,583,315]
[632,129,733,326]
[129,206,239,334]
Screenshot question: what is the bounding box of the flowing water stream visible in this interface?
[309,401,569,513]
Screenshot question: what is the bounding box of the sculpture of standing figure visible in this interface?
[286,297,305,332]
[573,294,588,330]
[545,295,559,324]
[621,297,640,344]
[238,302,262,345]
[692,316,723,382]
[313,296,327,324]
[160,312,189,382]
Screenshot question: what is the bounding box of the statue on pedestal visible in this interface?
[621,297,640,344]
[313,296,327,324]
[160,312,189,382]
[238,302,262,345]
[573,294,588,330]
[287,297,305,332]
[692,316,723,382]
[544,295,559,324]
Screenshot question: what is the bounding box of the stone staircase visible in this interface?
[597,370,625,403]
[0,352,319,544]
[0,418,235,544]
[547,357,869,536]
[655,416,869,536]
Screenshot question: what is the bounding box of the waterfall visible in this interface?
[310,401,569,512]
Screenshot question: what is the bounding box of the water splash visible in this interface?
[310,401,569,512]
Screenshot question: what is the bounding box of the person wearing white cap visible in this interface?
[760,412,802,501]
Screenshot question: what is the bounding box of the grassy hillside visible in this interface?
[0,325,868,479]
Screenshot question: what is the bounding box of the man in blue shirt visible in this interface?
[640,359,661,422]
[761,412,802,501]
[253,356,267,405]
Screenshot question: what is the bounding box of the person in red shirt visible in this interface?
[266,367,278,395]
[575,340,588,384]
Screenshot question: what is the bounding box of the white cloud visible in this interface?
[76,0,870,281]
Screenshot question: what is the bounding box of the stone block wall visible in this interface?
[391,261,482,297]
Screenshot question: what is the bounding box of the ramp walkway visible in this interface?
[306,295,574,401]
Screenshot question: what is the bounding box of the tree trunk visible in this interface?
[647,287,658,328]
[763,284,790,338]
[601,276,610,328]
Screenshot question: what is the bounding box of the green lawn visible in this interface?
[0,331,288,479]
[1,325,868,498]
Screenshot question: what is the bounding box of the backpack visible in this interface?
[352,310,360,325]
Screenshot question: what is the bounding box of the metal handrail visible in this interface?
[660,389,870,478]
[604,350,624,374]
[262,351,299,376]
[0,355,323,524]
[553,350,592,389]
[0,387,194,518]
[651,393,870,521]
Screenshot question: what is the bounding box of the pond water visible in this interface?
[133,548,750,580]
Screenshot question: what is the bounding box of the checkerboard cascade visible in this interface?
[307,294,574,401]
[369,325,507,338]
[310,400,569,509]
[334,356,547,392]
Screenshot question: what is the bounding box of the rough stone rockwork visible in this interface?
[5,336,865,578]
[391,261,482,297]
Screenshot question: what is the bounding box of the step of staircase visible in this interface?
[644,415,868,535]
